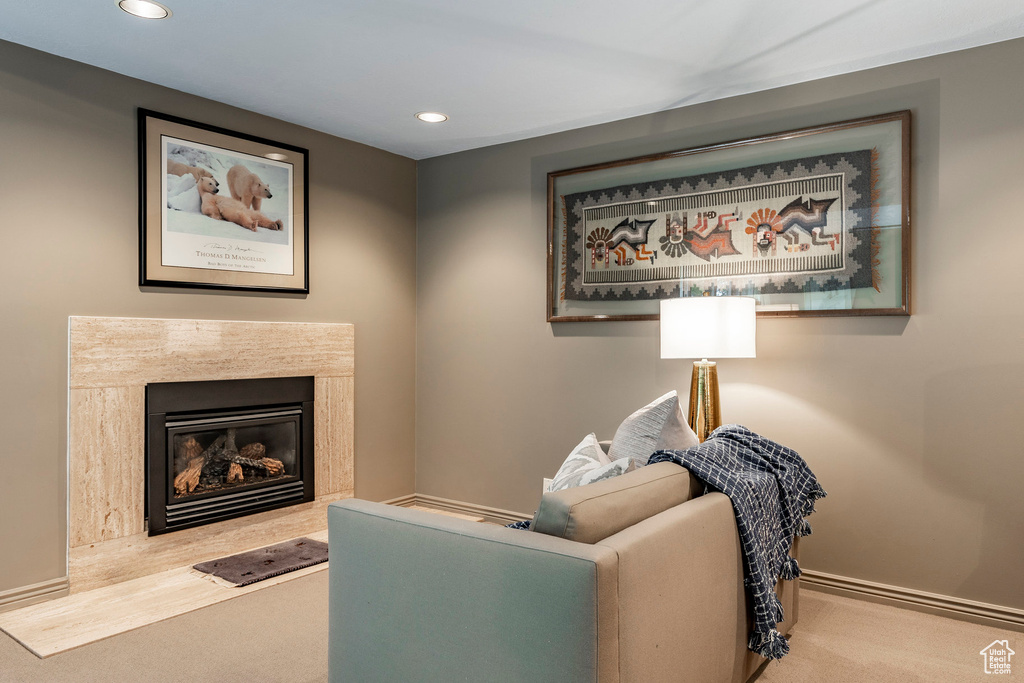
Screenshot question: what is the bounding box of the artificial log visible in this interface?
[223,452,285,476]
[173,434,227,496]
[239,442,265,460]
[174,456,205,495]
[223,429,239,457]
[227,462,244,483]
[176,436,203,466]
[199,434,228,459]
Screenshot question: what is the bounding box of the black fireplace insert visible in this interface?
[146,377,314,535]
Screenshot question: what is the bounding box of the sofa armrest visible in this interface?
[327,499,620,683]
[596,492,752,683]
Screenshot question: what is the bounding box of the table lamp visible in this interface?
[660,296,756,442]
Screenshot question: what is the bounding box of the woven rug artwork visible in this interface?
[561,149,876,301]
[193,537,328,587]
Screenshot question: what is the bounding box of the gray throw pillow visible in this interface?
[607,390,699,469]
[549,433,634,492]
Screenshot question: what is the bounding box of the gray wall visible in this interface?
[0,40,417,594]
[417,38,1024,610]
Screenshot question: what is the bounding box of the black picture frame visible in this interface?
[138,108,310,294]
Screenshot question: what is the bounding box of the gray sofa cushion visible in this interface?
[531,462,704,544]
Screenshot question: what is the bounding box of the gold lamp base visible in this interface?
[688,360,721,443]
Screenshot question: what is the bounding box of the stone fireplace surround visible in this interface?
[67,317,354,594]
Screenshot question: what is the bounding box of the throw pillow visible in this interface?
[577,456,634,488]
[549,433,634,492]
[607,390,699,469]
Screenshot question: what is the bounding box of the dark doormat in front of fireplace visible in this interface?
[194,537,328,587]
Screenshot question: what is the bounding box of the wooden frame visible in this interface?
[547,111,911,321]
[139,109,309,294]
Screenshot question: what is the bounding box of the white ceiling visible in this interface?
[2,1,1022,159]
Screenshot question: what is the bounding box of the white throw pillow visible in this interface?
[577,456,634,488]
[549,433,634,492]
[607,390,699,469]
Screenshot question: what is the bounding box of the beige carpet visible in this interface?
[0,572,329,683]
[1,577,1019,682]
[757,589,1022,682]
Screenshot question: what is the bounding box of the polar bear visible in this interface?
[196,176,219,196]
[198,180,283,232]
[227,164,272,211]
[167,159,216,184]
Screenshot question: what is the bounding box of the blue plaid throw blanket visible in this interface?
[649,424,825,660]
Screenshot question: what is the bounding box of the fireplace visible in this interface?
[146,377,315,535]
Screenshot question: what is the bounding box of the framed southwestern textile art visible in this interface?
[547,111,910,321]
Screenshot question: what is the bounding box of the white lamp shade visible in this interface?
[660,297,756,359]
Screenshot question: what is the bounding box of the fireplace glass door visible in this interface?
[169,409,301,501]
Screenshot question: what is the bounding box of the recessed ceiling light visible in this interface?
[415,112,448,123]
[118,0,172,19]
[264,153,289,161]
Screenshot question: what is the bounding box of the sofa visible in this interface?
[327,461,798,683]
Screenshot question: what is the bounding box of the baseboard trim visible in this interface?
[379,493,416,507]
[0,577,70,614]
[801,569,1024,631]
[410,494,529,525]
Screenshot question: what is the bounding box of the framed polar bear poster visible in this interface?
[139,109,309,294]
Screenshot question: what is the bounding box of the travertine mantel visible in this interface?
[69,317,354,389]
[67,317,354,590]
